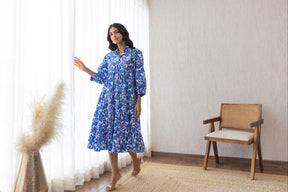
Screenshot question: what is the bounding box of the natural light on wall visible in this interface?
[0,0,149,191]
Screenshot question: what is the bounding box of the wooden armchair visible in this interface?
[203,103,264,180]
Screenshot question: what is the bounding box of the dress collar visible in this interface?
[114,46,131,55]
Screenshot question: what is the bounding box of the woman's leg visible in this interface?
[106,152,121,191]
[129,152,141,176]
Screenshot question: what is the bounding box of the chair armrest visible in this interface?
[250,119,264,127]
[203,116,221,124]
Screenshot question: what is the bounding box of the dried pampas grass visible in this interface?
[17,83,66,153]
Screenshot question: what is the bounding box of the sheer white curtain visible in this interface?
[0,0,149,191]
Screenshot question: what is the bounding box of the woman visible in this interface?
[74,23,146,191]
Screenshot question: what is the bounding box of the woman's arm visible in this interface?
[135,50,146,96]
[134,50,146,118]
[74,57,93,77]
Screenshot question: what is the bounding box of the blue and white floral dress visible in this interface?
[87,46,146,153]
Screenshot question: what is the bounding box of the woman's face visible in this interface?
[109,27,123,45]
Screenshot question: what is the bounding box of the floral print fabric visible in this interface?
[87,46,146,153]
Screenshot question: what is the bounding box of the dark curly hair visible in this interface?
[107,23,135,51]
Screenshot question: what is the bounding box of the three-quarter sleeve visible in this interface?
[135,50,146,96]
[90,55,108,84]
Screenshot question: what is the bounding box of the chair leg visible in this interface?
[257,140,264,172]
[250,142,258,180]
[212,141,219,164]
[203,141,211,170]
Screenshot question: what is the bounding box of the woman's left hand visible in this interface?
[134,101,141,118]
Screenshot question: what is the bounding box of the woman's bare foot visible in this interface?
[106,172,122,191]
[131,158,141,176]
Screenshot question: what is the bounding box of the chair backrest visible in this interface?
[220,103,262,130]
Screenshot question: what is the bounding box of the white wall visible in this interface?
[149,0,287,161]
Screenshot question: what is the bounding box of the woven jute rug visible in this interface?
[109,162,287,192]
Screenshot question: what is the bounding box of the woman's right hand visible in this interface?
[74,57,94,77]
[74,57,87,71]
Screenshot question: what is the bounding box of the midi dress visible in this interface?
[87,46,146,153]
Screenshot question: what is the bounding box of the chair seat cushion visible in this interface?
[206,129,254,142]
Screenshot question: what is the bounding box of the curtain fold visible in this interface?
[0,0,149,191]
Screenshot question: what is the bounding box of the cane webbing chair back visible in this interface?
[220,104,262,130]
